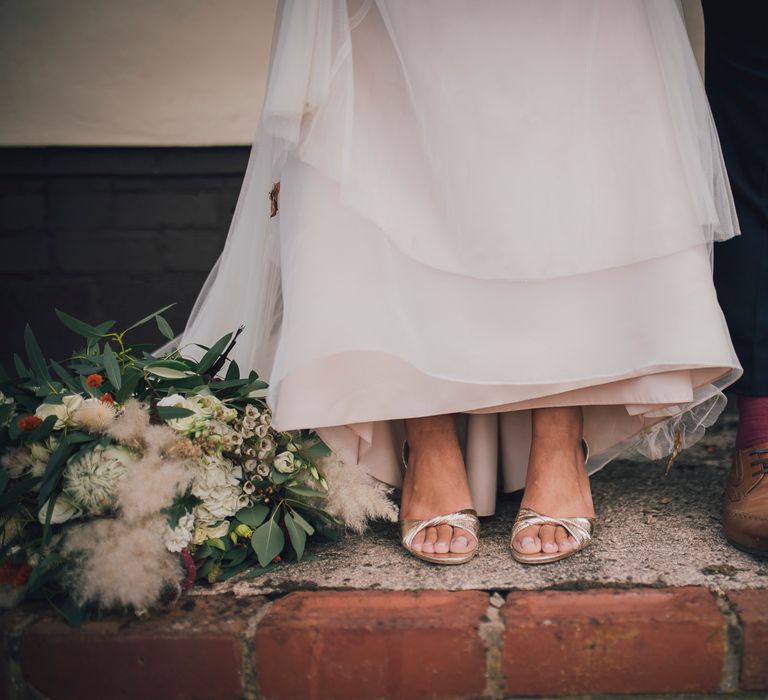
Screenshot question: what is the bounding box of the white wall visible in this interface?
[0,0,703,147]
[0,0,278,146]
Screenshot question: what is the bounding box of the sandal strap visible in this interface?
[511,506,594,547]
[400,508,480,549]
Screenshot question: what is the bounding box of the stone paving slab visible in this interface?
[198,410,767,597]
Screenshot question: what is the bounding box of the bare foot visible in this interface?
[512,407,594,556]
[400,414,477,557]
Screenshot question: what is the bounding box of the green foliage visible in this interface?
[0,303,340,619]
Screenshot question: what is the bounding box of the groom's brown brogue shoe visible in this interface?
[723,442,768,557]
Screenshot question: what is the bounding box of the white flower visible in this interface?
[260,411,272,427]
[38,492,83,524]
[189,393,237,423]
[243,459,258,473]
[243,480,256,494]
[203,420,241,451]
[254,423,270,439]
[156,394,201,433]
[245,404,260,419]
[189,454,243,521]
[63,444,136,515]
[0,447,34,478]
[191,519,230,545]
[163,511,195,552]
[35,394,84,429]
[256,462,271,478]
[273,451,297,474]
[257,437,274,460]
[236,494,251,509]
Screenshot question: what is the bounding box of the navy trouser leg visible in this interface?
[703,1,768,394]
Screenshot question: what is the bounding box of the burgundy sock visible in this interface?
[735,395,768,450]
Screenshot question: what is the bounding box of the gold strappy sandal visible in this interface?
[398,439,480,565]
[510,438,594,565]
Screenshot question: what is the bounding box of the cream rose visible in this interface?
[273,450,297,474]
[35,394,84,429]
[38,493,83,524]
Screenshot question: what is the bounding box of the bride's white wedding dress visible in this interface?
[169,0,742,515]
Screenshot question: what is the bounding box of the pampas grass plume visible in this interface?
[61,515,183,613]
[117,457,193,523]
[107,398,150,447]
[316,453,397,533]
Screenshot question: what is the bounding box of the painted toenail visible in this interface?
[453,536,468,548]
[521,537,535,548]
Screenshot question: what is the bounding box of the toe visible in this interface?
[540,524,558,553]
[450,527,475,553]
[555,526,573,552]
[514,524,541,553]
[410,528,425,552]
[435,524,453,553]
[422,526,438,553]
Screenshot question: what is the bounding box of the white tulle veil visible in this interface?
[155,0,740,468]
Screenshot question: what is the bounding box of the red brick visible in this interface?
[503,587,725,696]
[727,589,768,690]
[20,596,261,700]
[254,590,488,700]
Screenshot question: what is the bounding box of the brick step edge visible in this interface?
[1,586,766,700]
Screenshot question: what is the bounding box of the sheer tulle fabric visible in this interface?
[161,0,742,515]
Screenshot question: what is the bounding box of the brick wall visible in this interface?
[0,147,249,368]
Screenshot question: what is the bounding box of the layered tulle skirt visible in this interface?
[172,0,742,515]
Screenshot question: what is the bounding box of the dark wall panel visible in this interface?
[0,147,249,369]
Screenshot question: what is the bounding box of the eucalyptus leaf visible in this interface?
[155,314,175,340]
[50,359,79,392]
[284,511,306,561]
[218,559,254,581]
[122,303,177,333]
[145,359,192,371]
[156,405,195,420]
[250,508,284,567]
[24,324,50,383]
[245,387,269,399]
[222,546,249,566]
[41,490,59,544]
[302,441,332,459]
[288,507,316,536]
[147,366,192,380]
[102,344,122,390]
[54,308,105,338]
[116,366,144,403]
[196,333,232,375]
[235,503,269,527]
[13,353,29,379]
[36,437,73,507]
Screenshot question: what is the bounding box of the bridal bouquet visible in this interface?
[0,305,396,623]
